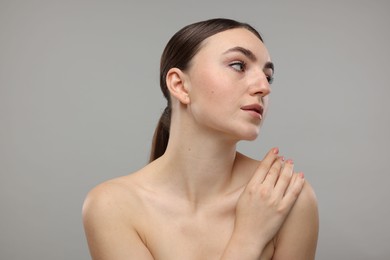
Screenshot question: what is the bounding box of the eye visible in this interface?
[264,68,274,84]
[266,75,274,84]
[230,61,246,72]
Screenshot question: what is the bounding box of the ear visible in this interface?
[166,68,190,105]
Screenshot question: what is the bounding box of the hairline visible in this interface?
[182,27,264,72]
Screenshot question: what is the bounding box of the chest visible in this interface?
[137,200,274,260]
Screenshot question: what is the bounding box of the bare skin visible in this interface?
[83,28,319,259]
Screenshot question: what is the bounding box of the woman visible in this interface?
[83,18,319,259]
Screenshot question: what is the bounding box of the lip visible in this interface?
[241,104,264,119]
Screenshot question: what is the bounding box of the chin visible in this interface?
[237,128,260,141]
[243,134,259,141]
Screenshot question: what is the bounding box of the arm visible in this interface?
[272,181,319,260]
[82,183,154,260]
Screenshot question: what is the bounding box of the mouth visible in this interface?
[241,104,264,119]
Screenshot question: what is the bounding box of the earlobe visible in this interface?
[166,68,190,105]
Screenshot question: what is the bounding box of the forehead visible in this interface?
[197,28,271,62]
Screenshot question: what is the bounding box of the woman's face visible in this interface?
[184,28,274,141]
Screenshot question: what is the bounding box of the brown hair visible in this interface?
[149,18,263,162]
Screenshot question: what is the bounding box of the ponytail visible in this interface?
[149,106,171,162]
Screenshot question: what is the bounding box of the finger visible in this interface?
[248,147,280,185]
[284,172,302,195]
[274,159,294,196]
[261,156,284,187]
[280,173,305,210]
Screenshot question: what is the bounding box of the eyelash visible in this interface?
[230,61,274,84]
[230,61,246,72]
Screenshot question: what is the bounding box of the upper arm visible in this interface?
[272,181,319,260]
[82,183,154,260]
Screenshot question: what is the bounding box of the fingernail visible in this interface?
[279,156,285,161]
[299,172,304,178]
[273,147,279,154]
[286,159,293,164]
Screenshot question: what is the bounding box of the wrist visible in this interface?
[220,229,265,260]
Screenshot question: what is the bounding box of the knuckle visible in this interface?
[257,163,270,174]
[289,187,301,200]
[268,166,280,177]
[272,159,282,170]
[279,170,291,182]
[244,184,257,196]
[281,187,303,207]
[259,186,272,198]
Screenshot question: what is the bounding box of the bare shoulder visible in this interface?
[234,152,261,177]
[82,174,142,220]
[285,180,318,232]
[273,180,319,260]
[82,172,154,259]
[235,151,260,166]
[295,180,318,211]
[82,171,150,233]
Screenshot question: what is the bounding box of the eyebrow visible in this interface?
[223,46,274,73]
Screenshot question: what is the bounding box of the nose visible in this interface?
[249,70,271,97]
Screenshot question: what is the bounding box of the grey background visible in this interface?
[1,0,389,259]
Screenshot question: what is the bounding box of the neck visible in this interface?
[157,126,240,206]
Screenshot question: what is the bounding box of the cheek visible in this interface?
[188,62,240,110]
[191,69,228,101]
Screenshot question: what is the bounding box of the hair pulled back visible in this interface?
[149,18,263,162]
